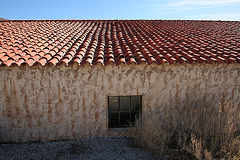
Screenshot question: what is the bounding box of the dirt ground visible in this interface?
[0,137,167,160]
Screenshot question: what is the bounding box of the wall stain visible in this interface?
[47,95,52,124]
[3,78,12,118]
[94,112,99,123]
[24,92,31,128]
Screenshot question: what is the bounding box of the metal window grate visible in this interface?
[108,96,142,128]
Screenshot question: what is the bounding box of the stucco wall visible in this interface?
[0,63,240,142]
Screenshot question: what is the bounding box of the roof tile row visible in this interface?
[0,20,240,67]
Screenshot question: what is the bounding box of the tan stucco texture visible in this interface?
[0,63,240,142]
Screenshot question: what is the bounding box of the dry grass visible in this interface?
[132,101,240,159]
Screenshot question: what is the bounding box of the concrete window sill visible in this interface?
[108,127,133,132]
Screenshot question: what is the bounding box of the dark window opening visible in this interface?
[108,96,142,128]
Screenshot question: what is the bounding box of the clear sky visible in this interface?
[0,0,240,21]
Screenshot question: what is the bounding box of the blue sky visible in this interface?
[0,0,240,20]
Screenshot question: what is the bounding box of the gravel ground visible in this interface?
[0,137,167,160]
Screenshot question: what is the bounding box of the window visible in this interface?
[108,96,142,128]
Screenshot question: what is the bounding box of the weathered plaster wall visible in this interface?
[0,63,240,142]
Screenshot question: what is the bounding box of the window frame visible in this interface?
[108,95,142,129]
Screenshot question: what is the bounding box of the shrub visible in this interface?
[132,101,240,159]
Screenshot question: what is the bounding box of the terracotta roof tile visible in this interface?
[0,20,240,66]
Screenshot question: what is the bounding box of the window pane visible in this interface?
[131,96,141,110]
[131,112,140,125]
[120,96,130,111]
[109,112,119,127]
[109,96,119,111]
[120,112,130,126]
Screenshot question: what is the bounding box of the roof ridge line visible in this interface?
[1,19,239,22]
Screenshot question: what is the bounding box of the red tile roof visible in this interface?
[0,20,240,67]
